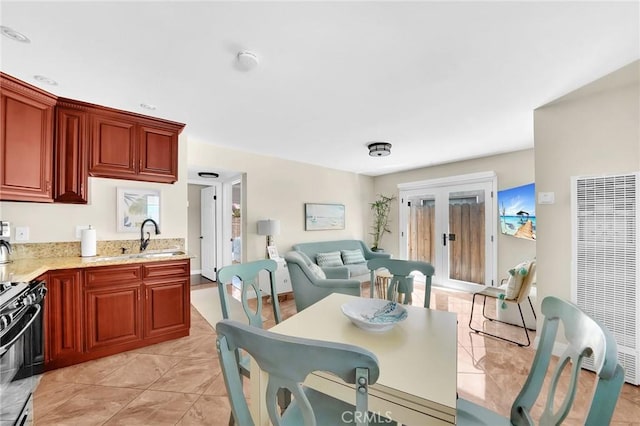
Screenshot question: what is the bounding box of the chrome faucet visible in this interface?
[139,219,160,252]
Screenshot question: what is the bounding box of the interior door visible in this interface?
[400,174,496,292]
[201,186,217,281]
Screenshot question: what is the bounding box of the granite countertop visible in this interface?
[1,251,193,283]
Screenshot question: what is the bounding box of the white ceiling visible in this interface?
[1,1,638,177]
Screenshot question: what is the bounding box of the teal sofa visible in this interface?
[292,240,390,282]
[284,251,361,312]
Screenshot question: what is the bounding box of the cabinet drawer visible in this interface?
[143,259,189,279]
[85,265,142,287]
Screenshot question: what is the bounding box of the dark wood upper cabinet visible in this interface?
[89,113,138,179]
[54,106,89,203]
[0,73,56,202]
[1,73,185,204]
[138,123,179,183]
[84,102,183,183]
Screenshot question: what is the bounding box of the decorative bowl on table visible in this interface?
[341,299,408,332]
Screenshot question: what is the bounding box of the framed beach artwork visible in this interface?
[498,183,536,241]
[305,203,345,231]
[267,245,280,260]
[117,188,161,233]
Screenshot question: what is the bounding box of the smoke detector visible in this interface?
[236,51,259,71]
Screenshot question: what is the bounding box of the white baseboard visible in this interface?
[190,269,202,276]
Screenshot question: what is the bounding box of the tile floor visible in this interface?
[33,276,640,425]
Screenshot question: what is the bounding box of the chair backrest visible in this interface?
[510,296,624,425]
[216,319,380,426]
[367,258,435,308]
[217,259,281,326]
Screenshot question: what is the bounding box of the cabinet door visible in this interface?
[0,78,55,202]
[85,284,142,351]
[54,107,88,203]
[143,277,190,338]
[89,114,137,179]
[46,270,83,363]
[137,124,179,183]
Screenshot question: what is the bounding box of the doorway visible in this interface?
[187,168,242,280]
[399,172,497,292]
[200,185,219,281]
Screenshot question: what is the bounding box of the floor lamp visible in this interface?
[257,219,280,258]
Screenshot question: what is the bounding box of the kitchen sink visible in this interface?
[85,250,186,262]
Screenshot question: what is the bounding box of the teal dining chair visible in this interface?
[217,259,282,326]
[367,258,435,307]
[216,319,396,426]
[457,296,625,425]
[216,259,284,425]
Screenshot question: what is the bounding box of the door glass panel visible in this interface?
[231,182,242,264]
[448,190,485,285]
[408,196,436,265]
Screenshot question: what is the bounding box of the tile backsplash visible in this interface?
[11,238,185,260]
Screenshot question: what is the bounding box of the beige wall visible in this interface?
[187,139,375,262]
[534,61,640,307]
[0,134,189,244]
[372,149,537,277]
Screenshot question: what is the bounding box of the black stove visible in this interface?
[0,279,47,425]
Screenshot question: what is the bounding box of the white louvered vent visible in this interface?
[572,173,639,385]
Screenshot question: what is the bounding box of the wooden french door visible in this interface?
[399,173,497,291]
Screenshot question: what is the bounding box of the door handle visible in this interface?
[442,233,447,246]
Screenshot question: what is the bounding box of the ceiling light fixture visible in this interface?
[33,75,58,86]
[0,26,30,43]
[368,142,392,157]
[236,51,259,71]
[198,172,219,178]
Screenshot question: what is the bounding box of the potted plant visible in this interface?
[370,194,396,251]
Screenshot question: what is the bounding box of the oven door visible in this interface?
[0,303,41,425]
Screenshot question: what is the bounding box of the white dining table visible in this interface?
[250,293,458,425]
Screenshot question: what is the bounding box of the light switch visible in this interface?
[538,192,555,204]
[15,226,29,241]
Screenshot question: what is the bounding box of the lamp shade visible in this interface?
[257,219,280,236]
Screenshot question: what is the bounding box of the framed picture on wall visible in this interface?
[117,188,161,233]
[267,245,279,259]
[304,203,345,231]
[498,183,536,241]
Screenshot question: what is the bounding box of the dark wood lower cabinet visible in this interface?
[144,278,190,338]
[46,269,83,367]
[44,259,190,370]
[85,284,142,351]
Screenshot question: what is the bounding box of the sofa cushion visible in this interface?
[316,251,344,267]
[308,263,327,280]
[345,262,369,278]
[505,261,531,299]
[341,249,366,265]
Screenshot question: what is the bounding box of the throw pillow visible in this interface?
[308,262,327,280]
[341,249,366,265]
[504,261,531,300]
[316,251,344,267]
